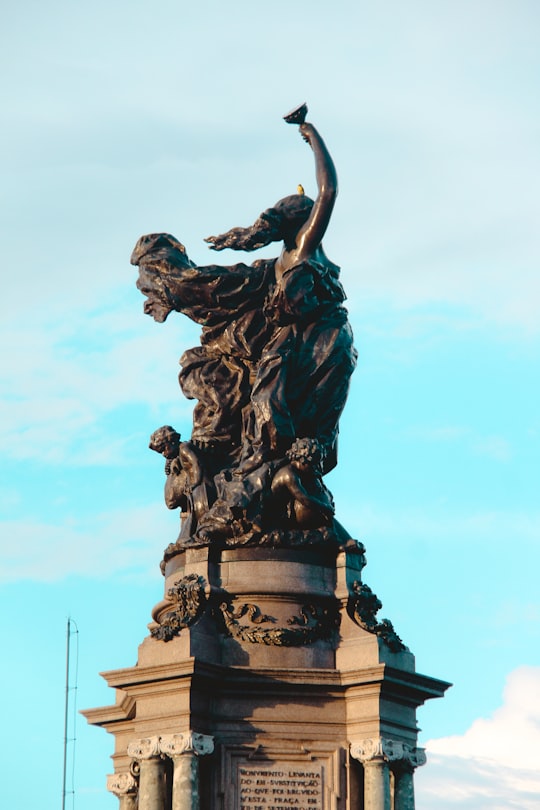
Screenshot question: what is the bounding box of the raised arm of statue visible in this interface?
[294,123,337,254]
[277,116,338,273]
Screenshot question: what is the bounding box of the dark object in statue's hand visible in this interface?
[283,102,308,125]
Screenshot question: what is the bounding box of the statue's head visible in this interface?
[131,233,194,323]
[286,437,325,472]
[149,425,181,458]
[205,193,315,253]
[269,193,315,250]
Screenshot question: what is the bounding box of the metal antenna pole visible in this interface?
[62,617,71,810]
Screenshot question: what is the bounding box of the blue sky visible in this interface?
[1,1,539,808]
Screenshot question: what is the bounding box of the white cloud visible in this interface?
[417,667,540,809]
[417,754,540,810]
[427,667,540,769]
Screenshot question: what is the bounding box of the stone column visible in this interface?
[350,739,426,810]
[363,759,391,810]
[106,771,138,810]
[127,737,166,810]
[160,732,215,810]
[394,748,426,810]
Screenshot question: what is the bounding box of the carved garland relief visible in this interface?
[150,573,340,646]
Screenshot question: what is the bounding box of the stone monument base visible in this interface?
[83,541,449,810]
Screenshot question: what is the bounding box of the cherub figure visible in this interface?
[149,425,187,510]
[270,437,334,530]
[149,426,211,540]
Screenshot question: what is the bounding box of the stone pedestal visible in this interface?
[83,541,449,809]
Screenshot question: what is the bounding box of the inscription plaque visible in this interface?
[237,761,323,810]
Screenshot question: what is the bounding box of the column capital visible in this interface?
[160,731,215,757]
[127,736,161,759]
[107,772,138,796]
[127,731,215,760]
[350,737,426,768]
[407,747,426,768]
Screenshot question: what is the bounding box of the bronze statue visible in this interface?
[133,105,357,549]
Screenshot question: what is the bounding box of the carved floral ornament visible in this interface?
[151,573,207,641]
[350,738,426,768]
[106,772,138,797]
[160,732,215,757]
[126,732,215,760]
[348,581,407,652]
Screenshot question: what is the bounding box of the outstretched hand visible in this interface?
[205,226,252,251]
[299,123,314,145]
[204,234,228,251]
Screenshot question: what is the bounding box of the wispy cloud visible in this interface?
[405,423,513,461]
[338,503,540,547]
[3,2,540,335]
[1,302,197,464]
[472,435,512,462]
[0,503,177,583]
[410,425,469,441]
